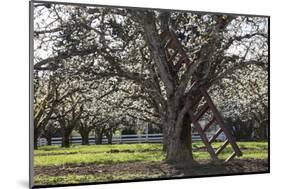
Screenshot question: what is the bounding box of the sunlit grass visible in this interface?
[34,142,268,185]
[34,142,268,166]
[35,151,164,166]
[35,143,161,156]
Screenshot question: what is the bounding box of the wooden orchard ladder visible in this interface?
[187,87,242,162]
[160,29,242,162]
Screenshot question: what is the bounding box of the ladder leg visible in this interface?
[200,89,242,157]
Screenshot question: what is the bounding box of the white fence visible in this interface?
[37,133,226,146]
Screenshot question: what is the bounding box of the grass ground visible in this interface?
[34,141,268,186]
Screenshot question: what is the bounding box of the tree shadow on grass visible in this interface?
[170,159,268,177]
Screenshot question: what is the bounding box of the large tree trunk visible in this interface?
[139,11,199,166]
[163,115,193,164]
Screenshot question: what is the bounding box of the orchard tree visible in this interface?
[41,120,60,145]
[33,73,60,149]
[77,95,110,145]
[56,93,84,147]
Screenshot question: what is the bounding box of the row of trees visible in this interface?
[33,70,153,148]
[33,3,268,164]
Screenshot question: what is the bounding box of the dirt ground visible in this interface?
[35,159,269,180]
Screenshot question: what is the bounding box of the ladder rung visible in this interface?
[195,103,209,121]
[164,39,172,48]
[225,152,236,162]
[160,31,170,45]
[203,116,215,132]
[208,128,223,143]
[215,139,229,155]
[168,50,179,63]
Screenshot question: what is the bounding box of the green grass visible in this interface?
[35,143,160,156]
[34,142,268,167]
[35,151,164,166]
[34,142,268,185]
